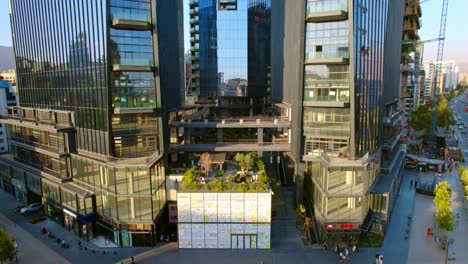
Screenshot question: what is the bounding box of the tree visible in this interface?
[436,94,456,130]
[433,181,454,231]
[234,153,246,170]
[0,229,15,262]
[433,181,451,207]
[199,152,213,176]
[410,105,432,130]
[181,167,198,190]
[436,205,454,231]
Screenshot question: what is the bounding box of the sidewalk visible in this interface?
[0,213,70,264]
[380,169,417,264]
[0,191,148,263]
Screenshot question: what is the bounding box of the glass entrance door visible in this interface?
[231,234,257,249]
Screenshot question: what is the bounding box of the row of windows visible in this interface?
[8,125,67,153]
[10,0,109,156]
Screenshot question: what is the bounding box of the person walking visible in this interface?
[344,248,349,258]
[322,241,328,252]
[427,228,431,237]
[352,244,359,253]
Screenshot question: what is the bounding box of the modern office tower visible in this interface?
[0,0,183,246]
[188,0,271,98]
[0,80,17,154]
[170,0,288,165]
[271,0,406,239]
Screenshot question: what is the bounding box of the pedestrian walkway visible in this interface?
[270,186,304,251]
[0,190,148,263]
[0,213,70,264]
[380,170,417,264]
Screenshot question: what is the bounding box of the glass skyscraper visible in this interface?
[189,0,271,97]
[0,0,183,246]
[271,0,406,240]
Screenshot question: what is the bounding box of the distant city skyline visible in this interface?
[1,0,468,71]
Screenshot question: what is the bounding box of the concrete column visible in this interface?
[257,128,263,157]
[184,128,191,144]
[217,128,223,143]
[128,171,135,219]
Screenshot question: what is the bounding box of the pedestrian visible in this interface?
[415,180,418,188]
[379,254,384,264]
[345,248,349,257]
[375,253,380,264]
[352,244,359,253]
[131,256,136,264]
[335,244,339,253]
[426,228,431,237]
[410,179,413,187]
[322,241,328,252]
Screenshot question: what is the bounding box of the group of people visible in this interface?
[322,241,359,263]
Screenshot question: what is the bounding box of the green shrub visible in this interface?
[182,167,198,190]
[236,184,249,192]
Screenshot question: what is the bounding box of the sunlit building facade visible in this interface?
[0,0,183,246]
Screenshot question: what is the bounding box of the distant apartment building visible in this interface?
[271,0,406,239]
[0,69,16,84]
[459,73,468,86]
[0,0,184,247]
[423,60,459,98]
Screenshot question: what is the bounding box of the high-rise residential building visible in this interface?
[459,73,468,86]
[400,0,422,139]
[188,0,271,98]
[423,60,458,99]
[0,0,183,246]
[271,0,406,239]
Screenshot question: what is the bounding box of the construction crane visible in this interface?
[428,0,449,150]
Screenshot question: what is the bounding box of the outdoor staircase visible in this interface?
[360,209,375,233]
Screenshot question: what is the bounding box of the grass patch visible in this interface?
[358,233,383,248]
[29,217,46,224]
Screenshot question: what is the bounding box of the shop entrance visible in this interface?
[231,234,257,249]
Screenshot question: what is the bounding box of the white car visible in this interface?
[20,203,43,214]
[459,125,464,130]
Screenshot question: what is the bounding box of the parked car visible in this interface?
[20,203,43,214]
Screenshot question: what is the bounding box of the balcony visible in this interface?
[190,36,199,43]
[383,130,403,151]
[303,95,350,107]
[111,13,152,30]
[305,51,349,65]
[190,7,199,16]
[190,27,199,34]
[189,0,198,7]
[192,63,199,70]
[112,59,156,72]
[383,111,402,127]
[192,81,200,87]
[190,17,198,25]
[1,107,75,132]
[192,53,200,61]
[192,73,200,79]
[306,1,348,23]
[191,45,199,52]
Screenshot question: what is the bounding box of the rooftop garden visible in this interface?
[179,152,275,192]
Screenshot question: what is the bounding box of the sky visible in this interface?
[1,0,467,71]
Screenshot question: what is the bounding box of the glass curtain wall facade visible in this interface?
[5,0,177,246]
[189,0,270,97]
[10,0,109,156]
[302,0,389,239]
